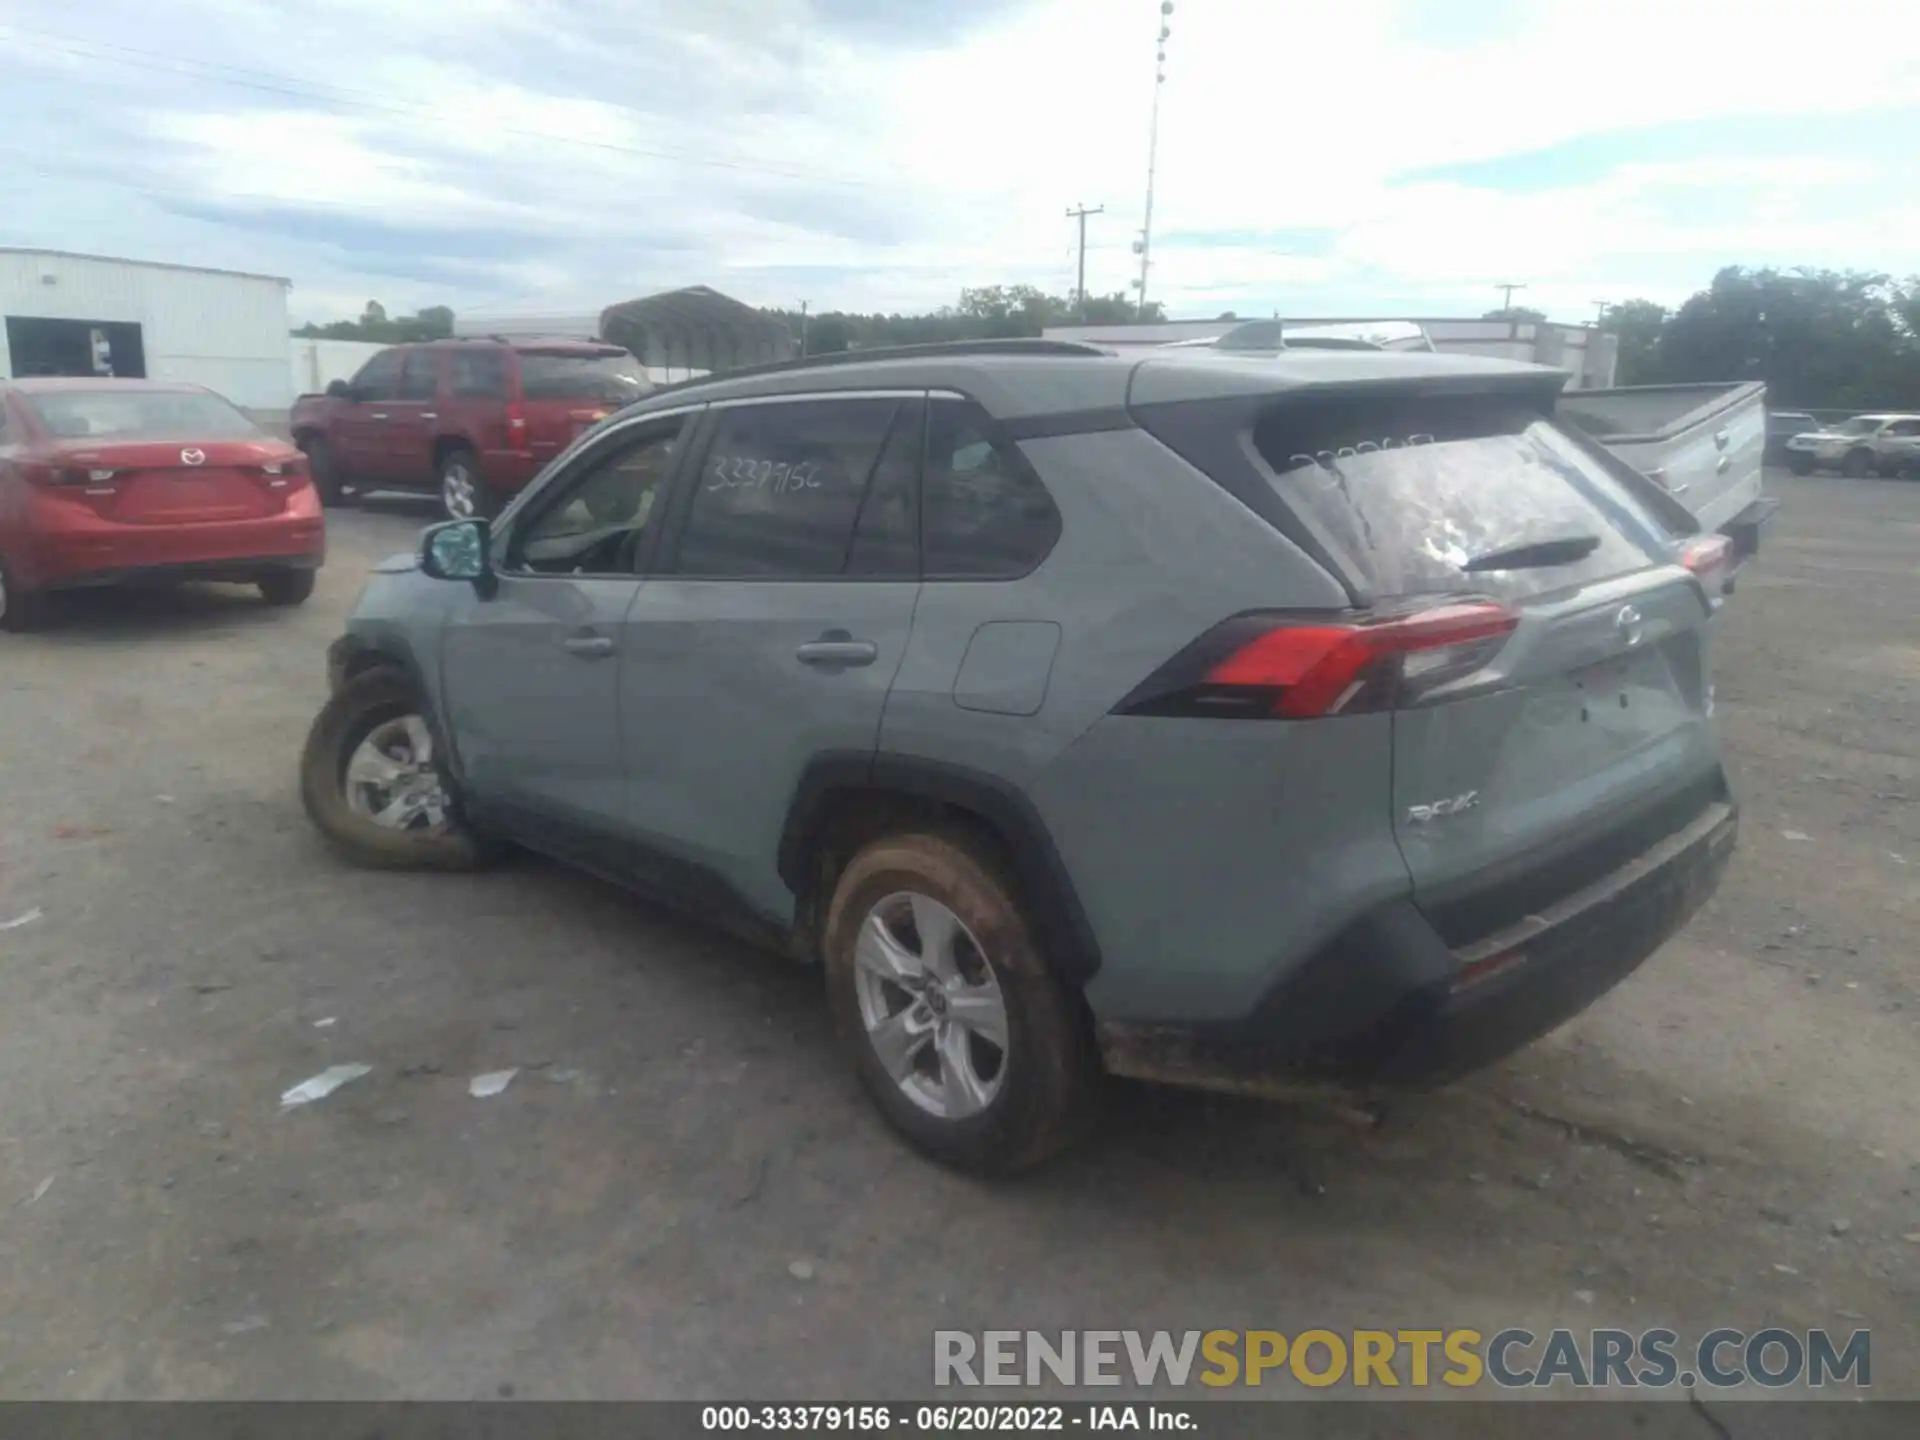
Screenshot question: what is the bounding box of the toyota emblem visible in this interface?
[180,447,206,466]
[1615,604,1645,647]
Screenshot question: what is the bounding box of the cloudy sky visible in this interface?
[2,0,1917,326]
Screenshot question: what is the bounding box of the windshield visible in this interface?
[1255,396,1666,602]
[23,389,262,441]
[518,352,650,404]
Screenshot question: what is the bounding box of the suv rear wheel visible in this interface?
[823,829,1100,1174]
[301,435,352,507]
[438,447,498,521]
[300,668,494,870]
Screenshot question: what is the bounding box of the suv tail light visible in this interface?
[256,456,311,488]
[1116,600,1520,720]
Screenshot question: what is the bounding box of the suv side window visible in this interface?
[672,397,911,578]
[506,416,687,577]
[397,350,441,401]
[922,398,1062,579]
[351,350,404,401]
[451,348,509,400]
[1884,419,1920,437]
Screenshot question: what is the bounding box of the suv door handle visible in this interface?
[561,633,616,659]
[796,635,877,667]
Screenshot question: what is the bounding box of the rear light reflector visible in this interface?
[1116,600,1520,720]
[506,402,528,449]
[1679,533,1734,600]
[1452,947,1527,992]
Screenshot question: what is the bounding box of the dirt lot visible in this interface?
[0,471,1913,1404]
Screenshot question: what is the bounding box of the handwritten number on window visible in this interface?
[1287,434,1437,472]
[706,455,822,494]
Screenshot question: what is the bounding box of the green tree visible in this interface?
[1601,299,1670,386]
[1483,306,1548,323]
[1658,267,1917,409]
[292,302,457,343]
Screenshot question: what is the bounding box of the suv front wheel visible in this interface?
[300,668,495,870]
[823,829,1100,1174]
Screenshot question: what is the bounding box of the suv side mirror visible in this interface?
[419,518,496,596]
[326,379,355,400]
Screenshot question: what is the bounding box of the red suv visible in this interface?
[289,339,653,519]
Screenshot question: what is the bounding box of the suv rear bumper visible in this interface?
[1098,799,1737,1097]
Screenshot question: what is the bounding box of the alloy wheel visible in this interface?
[441,460,479,520]
[852,891,1010,1120]
[343,715,453,834]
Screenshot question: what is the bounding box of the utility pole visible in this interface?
[1066,204,1104,320]
[1591,299,1610,328]
[798,300,809,359]
[1136,2,1175,321]
[1494,281,1528,313]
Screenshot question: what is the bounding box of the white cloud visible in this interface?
[2,0,1917,321]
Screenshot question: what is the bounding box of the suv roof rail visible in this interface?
[639,337,1117,401]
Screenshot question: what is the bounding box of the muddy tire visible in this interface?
[823,829,1100,1175]
[259,570,316,606]
[299,668,495,870]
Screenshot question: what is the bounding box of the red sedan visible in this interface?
[0,379,325,631]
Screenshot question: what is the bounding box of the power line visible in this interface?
[0,20,878,189]
[1495,281,1528,310]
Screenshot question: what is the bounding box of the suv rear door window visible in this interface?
[397,351,441,400]
[451,349,509,399]
[922,399,1062,579]
[673,397,907,578]
[1254,396,1665,602]
[518,351,649,405]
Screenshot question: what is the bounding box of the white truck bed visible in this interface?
[1557,382,1774,561]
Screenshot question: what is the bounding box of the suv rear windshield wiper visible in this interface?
[1461,533,1602,573]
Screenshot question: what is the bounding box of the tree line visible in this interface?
[1600,268,1920,409]
[295,267,1920,411]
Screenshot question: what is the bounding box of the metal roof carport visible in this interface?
[598,285,795,379]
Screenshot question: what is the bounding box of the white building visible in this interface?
[0,249,295,412]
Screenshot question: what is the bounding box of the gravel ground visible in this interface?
[0,473,1913,1404]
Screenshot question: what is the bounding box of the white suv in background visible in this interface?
[1785,414,1920,478]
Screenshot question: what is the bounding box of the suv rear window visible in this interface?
[1253,397,1665,602]
[517,351,649,404]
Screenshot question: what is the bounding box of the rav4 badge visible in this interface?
[1406,791,1480,824]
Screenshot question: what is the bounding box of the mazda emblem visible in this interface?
[180,447,206,466]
